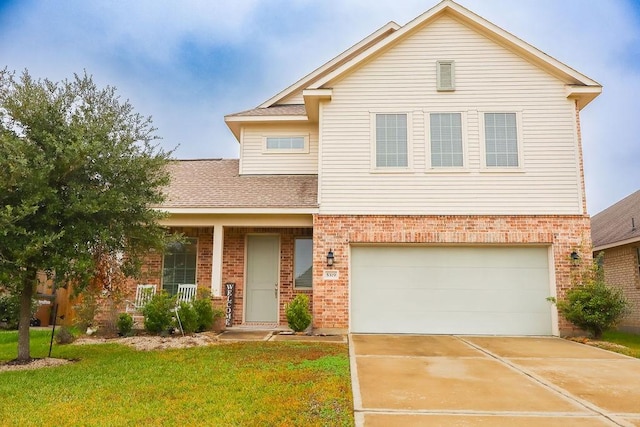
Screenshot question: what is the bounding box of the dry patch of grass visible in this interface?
[0,330,353,426]
[567,331,640,358]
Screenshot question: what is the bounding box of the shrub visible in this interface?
[142,292,175,334]
[0,294,21,329]
[176,302,198,334]
[286,294,312,332]
[552,281,630,339]
[54,326,76,344]
[116,313,134,337]
[0,293,37,330]
[192,298,215,332]
[549,256,630,339]
[73,289,100,332]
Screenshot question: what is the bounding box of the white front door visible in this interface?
[245,235,279,323]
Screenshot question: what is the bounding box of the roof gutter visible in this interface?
[593,235,640,252]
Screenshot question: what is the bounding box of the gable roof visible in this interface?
[157,159,318,212]
[257,21,400,108]
[591,190,640,250]
[224,0,601,140]
[306,1,600,97]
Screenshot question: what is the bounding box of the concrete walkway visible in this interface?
[217,328,346,343]
[350,334,640,427]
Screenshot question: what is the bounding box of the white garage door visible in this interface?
[351,246,552,335]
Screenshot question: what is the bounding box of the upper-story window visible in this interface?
[436,60,455,91]
[430,112,463,167]
[263,136,309,153]
[375,113,408,168]
[484,112,519,168]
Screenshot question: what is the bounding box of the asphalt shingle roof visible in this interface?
[226,104,307,117]
[159,159,318,209]
[591,190,640,248]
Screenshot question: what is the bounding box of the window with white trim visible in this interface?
[375,113,408,168]
[294,238,312,289]
[162,238,197,296]
[264,136,308,152]
[484,112,519,167]
[430,113,463,167]
[437,60,455,91]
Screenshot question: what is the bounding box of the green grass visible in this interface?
[0,330,353,426]
[601,330,640,358]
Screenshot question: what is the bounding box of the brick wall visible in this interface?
[222,227,313,326]
[130,227,214,297]
[600,244,640,332]
[312,214,592,334]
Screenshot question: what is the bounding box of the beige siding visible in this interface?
[240,123,318,175]
[277,92,304,105]
[319,15,583,215]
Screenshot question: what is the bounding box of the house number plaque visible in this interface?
[323,270,339,280]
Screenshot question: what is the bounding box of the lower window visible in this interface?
[162,238,197,295]
[294,238,313,289]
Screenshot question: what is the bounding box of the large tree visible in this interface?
[0,70,172,361]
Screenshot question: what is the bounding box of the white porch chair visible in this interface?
[174,284,197,335]
[125,284,157,326]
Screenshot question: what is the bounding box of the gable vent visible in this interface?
[437,60,455,91]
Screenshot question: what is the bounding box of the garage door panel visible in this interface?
[351,246,552,335]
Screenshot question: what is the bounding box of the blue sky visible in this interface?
[1,0,639,214]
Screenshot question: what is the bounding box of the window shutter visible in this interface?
[437,60,455,91]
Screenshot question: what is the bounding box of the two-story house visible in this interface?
[145,0,601,336]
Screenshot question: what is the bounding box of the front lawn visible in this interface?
[601,330,640,358]
[0,330,353,426]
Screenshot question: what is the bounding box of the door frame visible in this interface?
[243,233,281,324]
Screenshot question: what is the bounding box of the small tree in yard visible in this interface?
[286,294,312,333]
[0,69,172,362]
[549,255,630,339]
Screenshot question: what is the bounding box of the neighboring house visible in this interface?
[591,190,640,333]
[141,0,601,336]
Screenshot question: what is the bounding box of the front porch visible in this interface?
[139,214,314,329]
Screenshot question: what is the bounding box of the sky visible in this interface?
[0,0,638,214]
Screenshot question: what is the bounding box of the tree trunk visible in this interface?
[17,270,36,362]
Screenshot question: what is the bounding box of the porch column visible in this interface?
[211,224,224,297]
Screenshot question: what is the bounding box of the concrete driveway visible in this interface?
[350,334,640,427]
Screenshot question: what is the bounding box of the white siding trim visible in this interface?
[548,245,559,336]
[239,126,245,175]
[158,207,318,215]
[317,101,324,206]
[211,225,224,297]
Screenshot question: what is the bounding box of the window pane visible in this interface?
[484,113,518,167]
[376,114,408,168]
[162,238,197,295]
[430,113,463,167]
[266,136,305,150]
[294,238,313,288]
